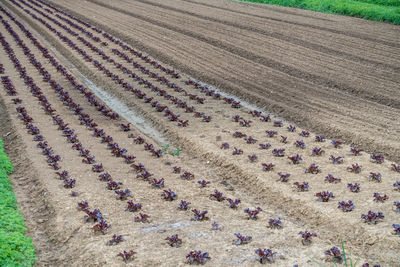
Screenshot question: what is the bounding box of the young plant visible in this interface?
[288,154,302,164]
[347,183,361,193]
[99,173,112,182]
[255,248,276,264]
[268,218,282,229]
[92,163,104,173]
[192,209,209,221]
[287,125,296,132]
[330,155,344,165]
[392,164,400,173]
[315,135,326,142]
[234,233,252,245]
[280,136,288,144]
[294,140,306,149]
[108,234,125,246]
[325,174,341,183]
[266,130,278,138]
[299,231,317,245]
[233,131,246,138]
[125,201,142,212]
[373,193,388,202]
[347,163,362,173]
[324,246,344,264]
[244,207,262,220]
[84,209,103,223]
[161,189,177,201]
[134,213,151,223]
[63,179,76,188]
[338,200,355,212]
[93,219,111,234]
[394,181,400,191]
[227,198,241,209]
[305,163,321,174]
[232,147,243,155]
[181,171,194,180]
[331,139,343,148]
[272,148,285,157]
[312,147,324,156]
[77,200,89,211]
[211,221,222,231]
[277,172,290,182]
[186,251,210,265]
[106,181,122,190]
[244,136,257,144]
[293,182,309,192]
[172,166,181,173]
[368,172,382,182]
[165,234,182,247]
[274,120,283,127]
[115,189,132,200]
[220,142,230,149]
[361,211,384,224]
[210,190,226,202]
[299,130,310,137]
[56,170,69,180]
[370,153,384,164]
[350,148,363,156]
[150,178,165,189]
[393,224,400,236]
[259,143,271,149]
[248,154,258,162]
[394,201,400,213]
[315,191,334,202]
[178,200,191,210]
[198,180,210,187]
[117,250,136,263]
[261,163,275,172]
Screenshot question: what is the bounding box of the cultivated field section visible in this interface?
[0,0,399,266]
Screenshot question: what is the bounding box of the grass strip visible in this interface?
[236,0,400,24]
[0,138,37,266]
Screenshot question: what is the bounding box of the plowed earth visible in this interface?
[0,0,399,266]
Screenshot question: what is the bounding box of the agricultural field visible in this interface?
[0,0,399,266]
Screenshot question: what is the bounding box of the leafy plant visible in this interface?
[262,163,275,171]
[211,221,222,231]
[393,181,400,191]
[293,182,309,192]
[288,154,302,164]
[330,155,344,164]
[347,163,362,173]
[248,154,258,162]
[165,234,182,247]
[77,200,89,211]
[324,246,344,264]
[331,139,343,148]
[198,180,210,187]
[347,183,361,193]
[106,181,122,190]
[192,209,209,221]
[108,234,125,245]
[234,233,252,245]
[125,201,142,212]
[63,179,76,188]
[393,224,400,236]
[232,147,243,155]
[268,218,282,229]
[134,213,151,223]
[227,198,241,209]
[272,148,285,157]
[210,190,226,202]
[299,231,317,245]
[287,125,296,132]
[220,142,230,149]
[305,163,321,174]
[161,189,177,201]
[370,153,384,164]
[350,148,363,156]
[186,250,210,265]
[312,147,324,156]
[315,135,326,142]
[394,201,400,213]
[178,200,191,210]
[368,172,382,182]
[255,248,276,263]
[277,172,290,182]
[244,136,257,144]
[325,174,341,183]
[93,219,111,234]
[373,193,388,202]
[150,178,165,189]
[117,250,136,263]
[315,191,334,202]
[259,143,271,149]
[392,164,400,173]
[361,211,384,224]
[299,130,310,137]
[115,189,132,200]
[266,130,278,137]
[338,200,355,212]
[181,171,194,180]
[244,207,262,220]
[172,166,181,174]
[295,140,306,149]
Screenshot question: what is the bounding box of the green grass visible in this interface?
[0,139,37,266]
[236,0,400,24]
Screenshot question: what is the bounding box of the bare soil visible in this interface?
[0,0,399,266]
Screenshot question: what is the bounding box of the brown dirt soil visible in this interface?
[0,0,399,266]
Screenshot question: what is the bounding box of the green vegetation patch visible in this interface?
[0,139,37,266]
[236,0,400,24]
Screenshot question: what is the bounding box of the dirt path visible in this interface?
[0,0,399,265]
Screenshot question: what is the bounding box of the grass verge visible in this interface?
[0,138,37,266]
[236,0,400,24]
